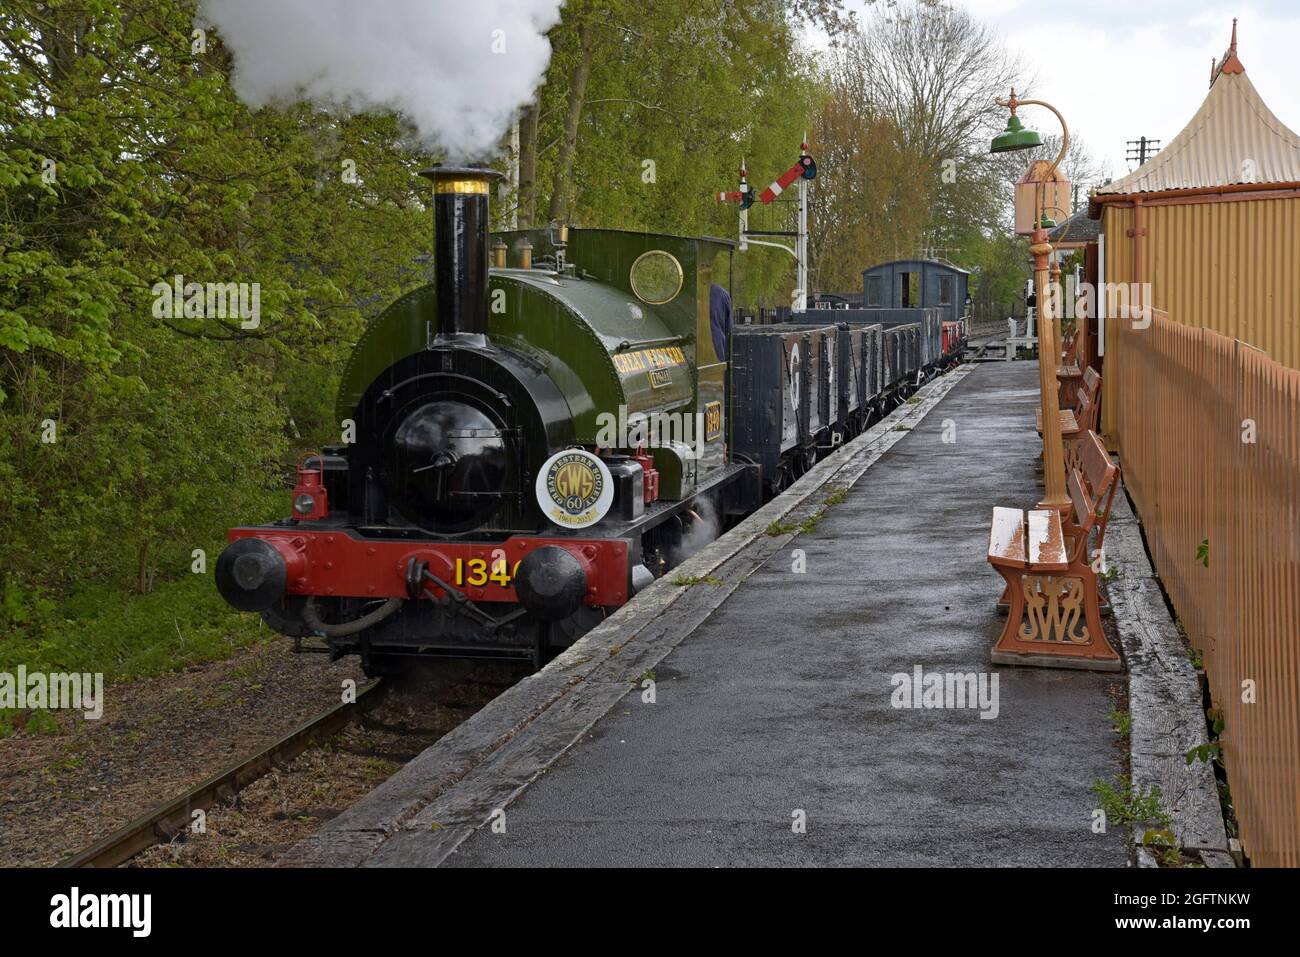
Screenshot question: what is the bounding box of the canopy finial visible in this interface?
[1213,19,1245,80]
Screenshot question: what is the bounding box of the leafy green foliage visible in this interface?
[671,574,723,587]
[1,0,434,673]
[1140,827,1182,866]
[1186,708,1225,767]
[0,572,268,734]
[1108,707,1132,737]
[0,572,266,680]
[1092,777,1170,829]
[810,1,1037,318]
[522,0,817,306]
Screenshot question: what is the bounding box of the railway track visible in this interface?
[60,679,388,868]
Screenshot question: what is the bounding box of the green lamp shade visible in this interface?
[990,115,1042,153]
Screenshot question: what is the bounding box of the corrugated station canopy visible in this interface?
[1092,22,1300,203]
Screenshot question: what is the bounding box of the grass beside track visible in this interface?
[1,574,269,737]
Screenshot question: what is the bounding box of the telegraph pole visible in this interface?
[1126,136,1161,166]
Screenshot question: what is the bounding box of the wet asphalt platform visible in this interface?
[286,362,1129,867]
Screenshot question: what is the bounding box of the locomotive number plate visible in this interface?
[453,557,521,588]
[704,401,722,440]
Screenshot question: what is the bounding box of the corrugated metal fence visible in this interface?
[1099,198,1300,439]
[1112,308,1300,866]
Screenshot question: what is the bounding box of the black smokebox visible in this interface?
[419,165,503,343]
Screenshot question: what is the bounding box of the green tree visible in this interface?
[0,0,435,650]
[513,0,821,307]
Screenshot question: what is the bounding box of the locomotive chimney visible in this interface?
[419,165,503,345]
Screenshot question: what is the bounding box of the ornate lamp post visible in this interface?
[991,89,1071,513]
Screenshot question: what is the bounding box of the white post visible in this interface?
[794,176,808,313]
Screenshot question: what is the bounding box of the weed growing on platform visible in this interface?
[1186,708,1225,767]
[798,507,828,533]
[1092,777,1169,829]
[768,489,848,538]
[672,574,723,587]
[1107,708,1132,738]
[1140,828,1182,866]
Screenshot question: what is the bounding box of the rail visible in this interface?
[59,680,386,868]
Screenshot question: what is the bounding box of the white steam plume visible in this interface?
[198,0,563,159]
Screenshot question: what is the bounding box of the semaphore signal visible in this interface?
[715,139,817,312]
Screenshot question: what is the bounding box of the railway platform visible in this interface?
[283,361,1130,867]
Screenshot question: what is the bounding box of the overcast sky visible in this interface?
[817,0,1300,182]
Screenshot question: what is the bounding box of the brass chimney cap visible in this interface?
[419,164,504,194]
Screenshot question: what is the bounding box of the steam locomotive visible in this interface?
[215,166,965,674]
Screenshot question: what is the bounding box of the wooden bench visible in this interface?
[1037,367,1101,475]
[1056,335,1081,405]
[986,430,1122,670]
[1039,365,1100,428]
[1035,406,1080,437]
[1060,329,1077,363]
[1079,366,1100,429]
